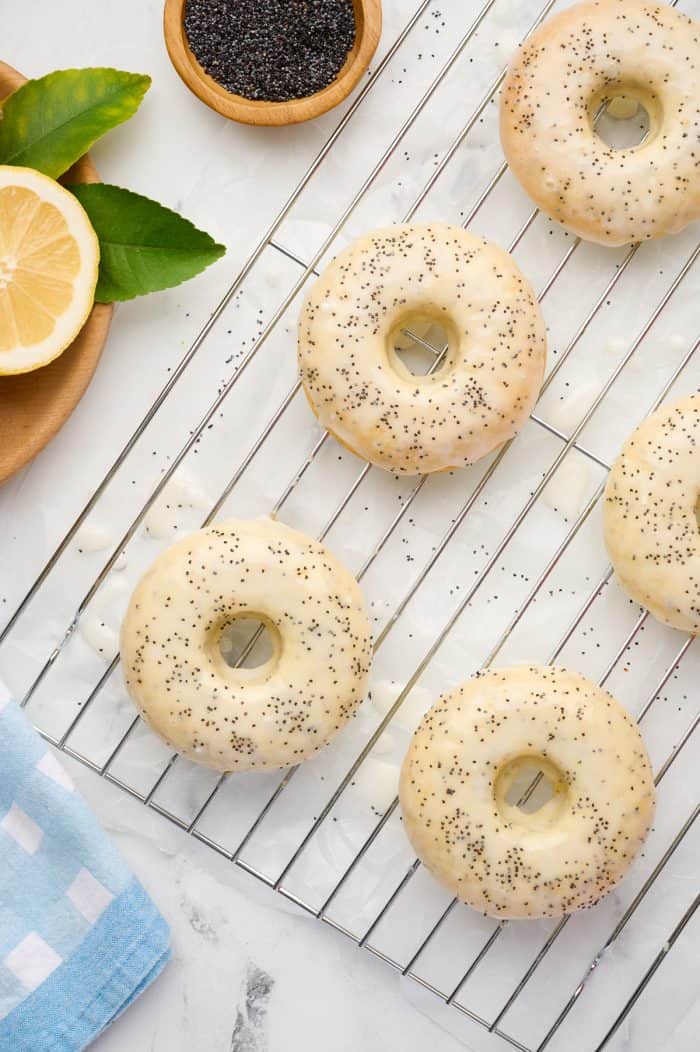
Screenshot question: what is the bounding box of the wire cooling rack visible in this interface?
[1,1,699,1049]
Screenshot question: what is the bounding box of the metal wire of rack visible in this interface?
[2,1,698,1049]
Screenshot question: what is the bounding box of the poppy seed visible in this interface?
[184,0,357,103]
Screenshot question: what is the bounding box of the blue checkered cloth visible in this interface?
[0,681,170,1050]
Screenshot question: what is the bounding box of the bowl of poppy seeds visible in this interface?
[164,0,382,126]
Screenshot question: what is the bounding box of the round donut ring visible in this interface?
[399,666,655,919]
[298,223,546,476]
[120,519,373,773]
[604,393,700,634]
[500,0,700,246]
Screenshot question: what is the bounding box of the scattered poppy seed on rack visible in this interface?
[183,0,357,102]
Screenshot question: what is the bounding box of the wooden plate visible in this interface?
[163,0,382,127]
[0,61,113,486]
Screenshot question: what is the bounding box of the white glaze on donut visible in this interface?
[120,519,372,772]
[500,0,700,245]
[604,393,700,634]
[298,223,546,475]
[399,666,655,919]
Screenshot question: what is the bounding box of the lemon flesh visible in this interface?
[0,165,99,375]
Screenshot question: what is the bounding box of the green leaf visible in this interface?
[69,183,226,302]
[0,68,151,179]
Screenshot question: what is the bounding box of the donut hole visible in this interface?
[494,755,568,826]
[387,313,452,380]
[218,615,278,670]
[593,92,651,150]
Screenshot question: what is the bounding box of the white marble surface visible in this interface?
[1,0,699,1049]
[59,753,470,1052]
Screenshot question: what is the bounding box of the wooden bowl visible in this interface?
[163,0,382,127]
[0,62,113,486]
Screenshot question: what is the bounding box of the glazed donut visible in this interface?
[399,666,655,918]
[500,0,700,246]
[298,223,546,475]
[604,393,700,634]
[120,519,372,773]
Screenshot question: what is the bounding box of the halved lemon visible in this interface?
[0,165,99,375]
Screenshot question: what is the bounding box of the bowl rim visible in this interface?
[163,0,382,127]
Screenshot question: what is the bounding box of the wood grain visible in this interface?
[0,61,113,486]
[163,0,382,127]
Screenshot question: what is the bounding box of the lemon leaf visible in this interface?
[69,183,226,302]
[0,68,150,179]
